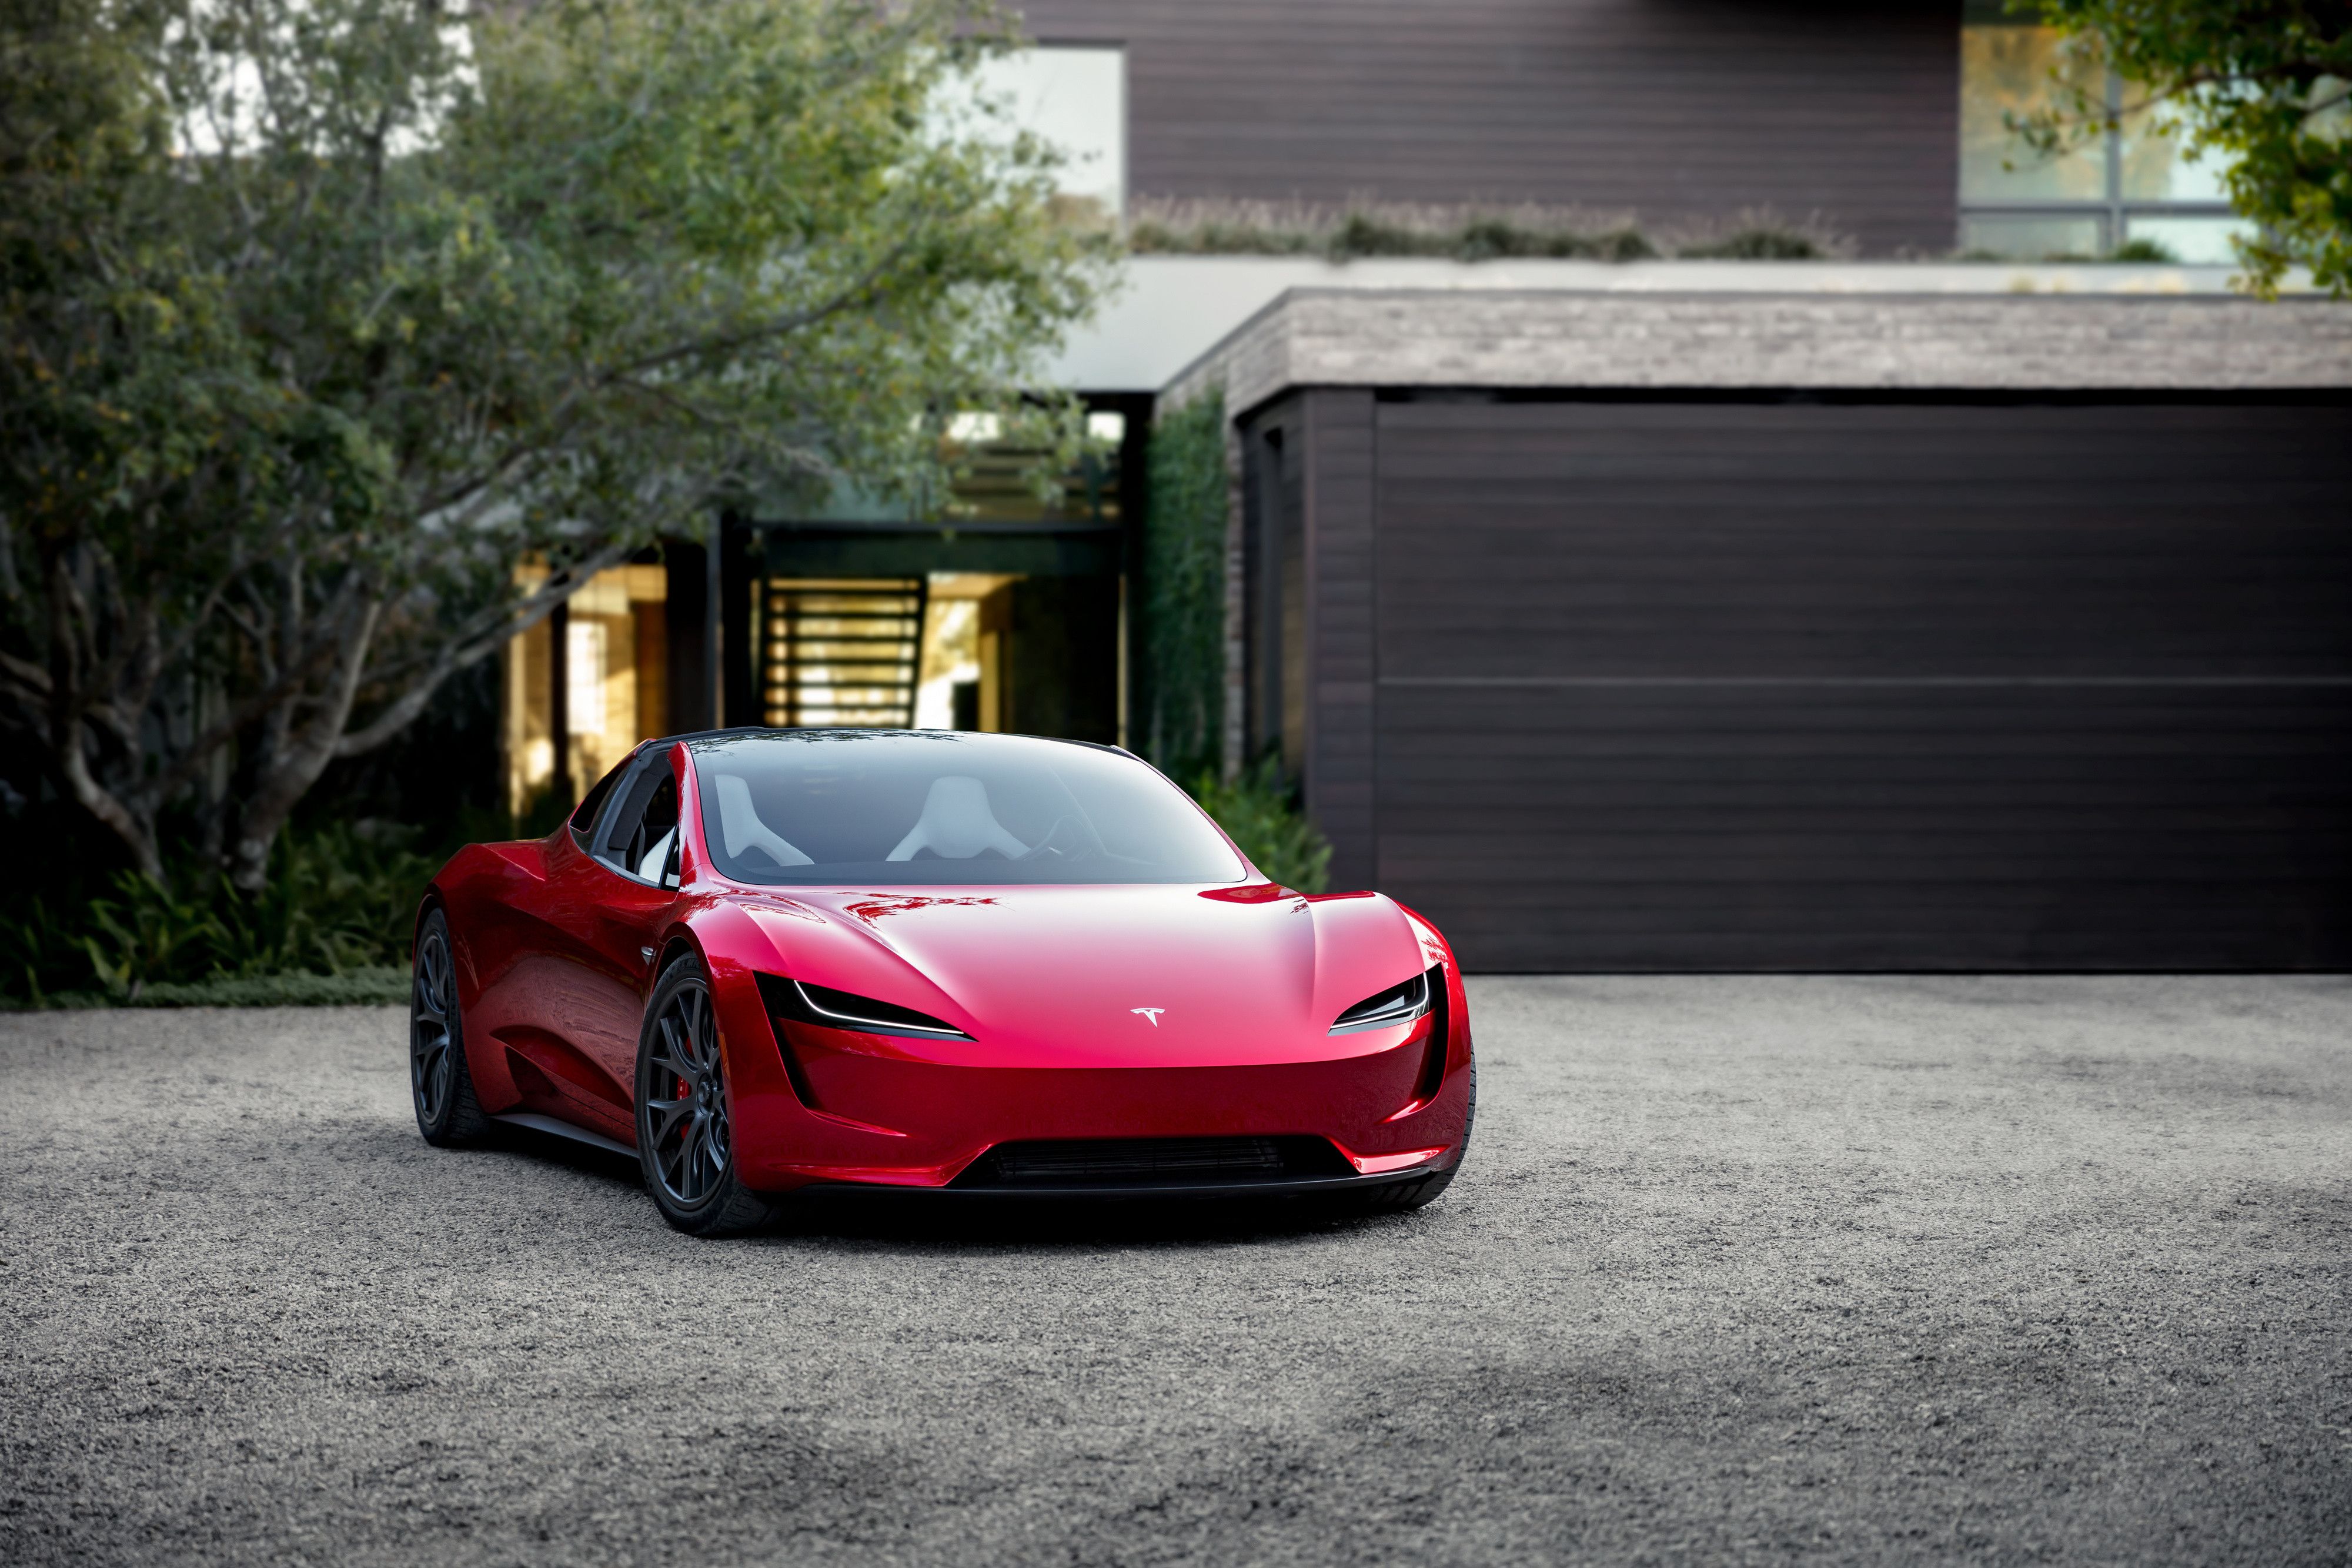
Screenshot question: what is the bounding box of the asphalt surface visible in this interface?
[2,977,2348,1567]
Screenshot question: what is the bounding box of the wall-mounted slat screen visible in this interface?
[760,578,928,730]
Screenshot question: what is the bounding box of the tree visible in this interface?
[3,0,310,884]
[2,0,1108,888]
[2018,1,2352,295]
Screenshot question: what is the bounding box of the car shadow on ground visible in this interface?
[477,1121,1417,1250]
[772,1189,1409,1249]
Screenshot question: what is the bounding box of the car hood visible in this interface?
[730,882,1433,1068]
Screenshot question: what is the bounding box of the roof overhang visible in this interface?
[1161,286,2352,419]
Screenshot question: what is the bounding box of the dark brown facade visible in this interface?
[1018,0,1965,253]
[1245,393,2352,971]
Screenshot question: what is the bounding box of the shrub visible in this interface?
[0,821,437,1005]
[1678,227,1829,260]
[1128,198,1662,263]
[1192,758,1332,895]
[32,968,412,1010]
[1123,198,1847,265]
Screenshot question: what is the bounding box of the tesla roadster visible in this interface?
[409,729,1474,1235]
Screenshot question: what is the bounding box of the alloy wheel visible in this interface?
[410,928,458,1126]
[644,980,731,1206]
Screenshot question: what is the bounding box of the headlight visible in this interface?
[756,974,972,1041]
[1329,968,1435,1034]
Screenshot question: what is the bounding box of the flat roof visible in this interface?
[1152,285,2352,416]
[1044,255,2316,396]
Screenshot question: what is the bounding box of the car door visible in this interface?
[466,745,679,1143]
[557,744,686,1099]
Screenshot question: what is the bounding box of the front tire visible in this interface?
[412,908,490,1147]
[636,957,773,1237]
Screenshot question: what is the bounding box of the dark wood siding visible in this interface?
[1303,391,1380,891]
[1366,399,2352,969]
[1242,400,1307,768]
[1015,0,1962,254]
[1245,392,1381,888]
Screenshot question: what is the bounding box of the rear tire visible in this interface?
[636,956,774,1238]
[411,909,491,1147]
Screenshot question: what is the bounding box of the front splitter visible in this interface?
[784,1166,1440,1202]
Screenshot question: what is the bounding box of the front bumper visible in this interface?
[710,973,1474,1195]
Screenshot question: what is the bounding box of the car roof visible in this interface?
[649,727,1132,760]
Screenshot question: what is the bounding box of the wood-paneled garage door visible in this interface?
[1372,399,2352,969]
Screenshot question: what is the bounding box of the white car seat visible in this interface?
[886,775,1030,861]
[636,828,675,881]
[714,773,812,867]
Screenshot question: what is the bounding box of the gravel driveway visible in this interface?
[2,976,2348,1566]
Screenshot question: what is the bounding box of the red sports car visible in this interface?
[409,729,1475,1235]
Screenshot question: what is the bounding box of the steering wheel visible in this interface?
[1018,814,1104,863]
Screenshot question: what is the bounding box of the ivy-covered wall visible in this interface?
[1136,389,1228,787]
[1135,388,1334,892]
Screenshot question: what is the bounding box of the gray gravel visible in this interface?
[3,976,2348,1566]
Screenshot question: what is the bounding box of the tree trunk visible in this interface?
[38,545,169,885]
[228,600,383,893]
[58,731,166,885]
[216,548,627,892]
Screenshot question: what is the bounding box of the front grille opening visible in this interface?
[950,1135,1354,1190]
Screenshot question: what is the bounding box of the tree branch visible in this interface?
[332,539,635,758]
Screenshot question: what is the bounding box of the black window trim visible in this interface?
[567,755,630,850]
[589,745,683,888]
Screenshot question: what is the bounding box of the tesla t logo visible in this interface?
[1130,1007,1165,1027]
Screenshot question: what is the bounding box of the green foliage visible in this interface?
[0,821,436,1005]
[1134,391,1336,895]
[29,968,410,1009]
[2017,1,2352,294]
[1125,198,1848,263]
[143,968,410,1007]
[2,0,1110,885]
[0,892,84,1008]
[1678,227,1832,260]
[77,875,232,999]
[1955,235,2187,261]
[1138,389,1228,785]
[1191,758,1332,895]
[1127,203,1659,260]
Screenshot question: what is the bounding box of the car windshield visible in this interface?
[687,731,1247,886]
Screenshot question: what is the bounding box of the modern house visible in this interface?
[502,1,2352,971]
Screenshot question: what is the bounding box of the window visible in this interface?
[594,750,681,885]
[689,731,1245,887]
[567,757,628,841]
[1959,2,2244,260]
[961,45,1125,219]
[566,618,607,737]
[502,561,667,821]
